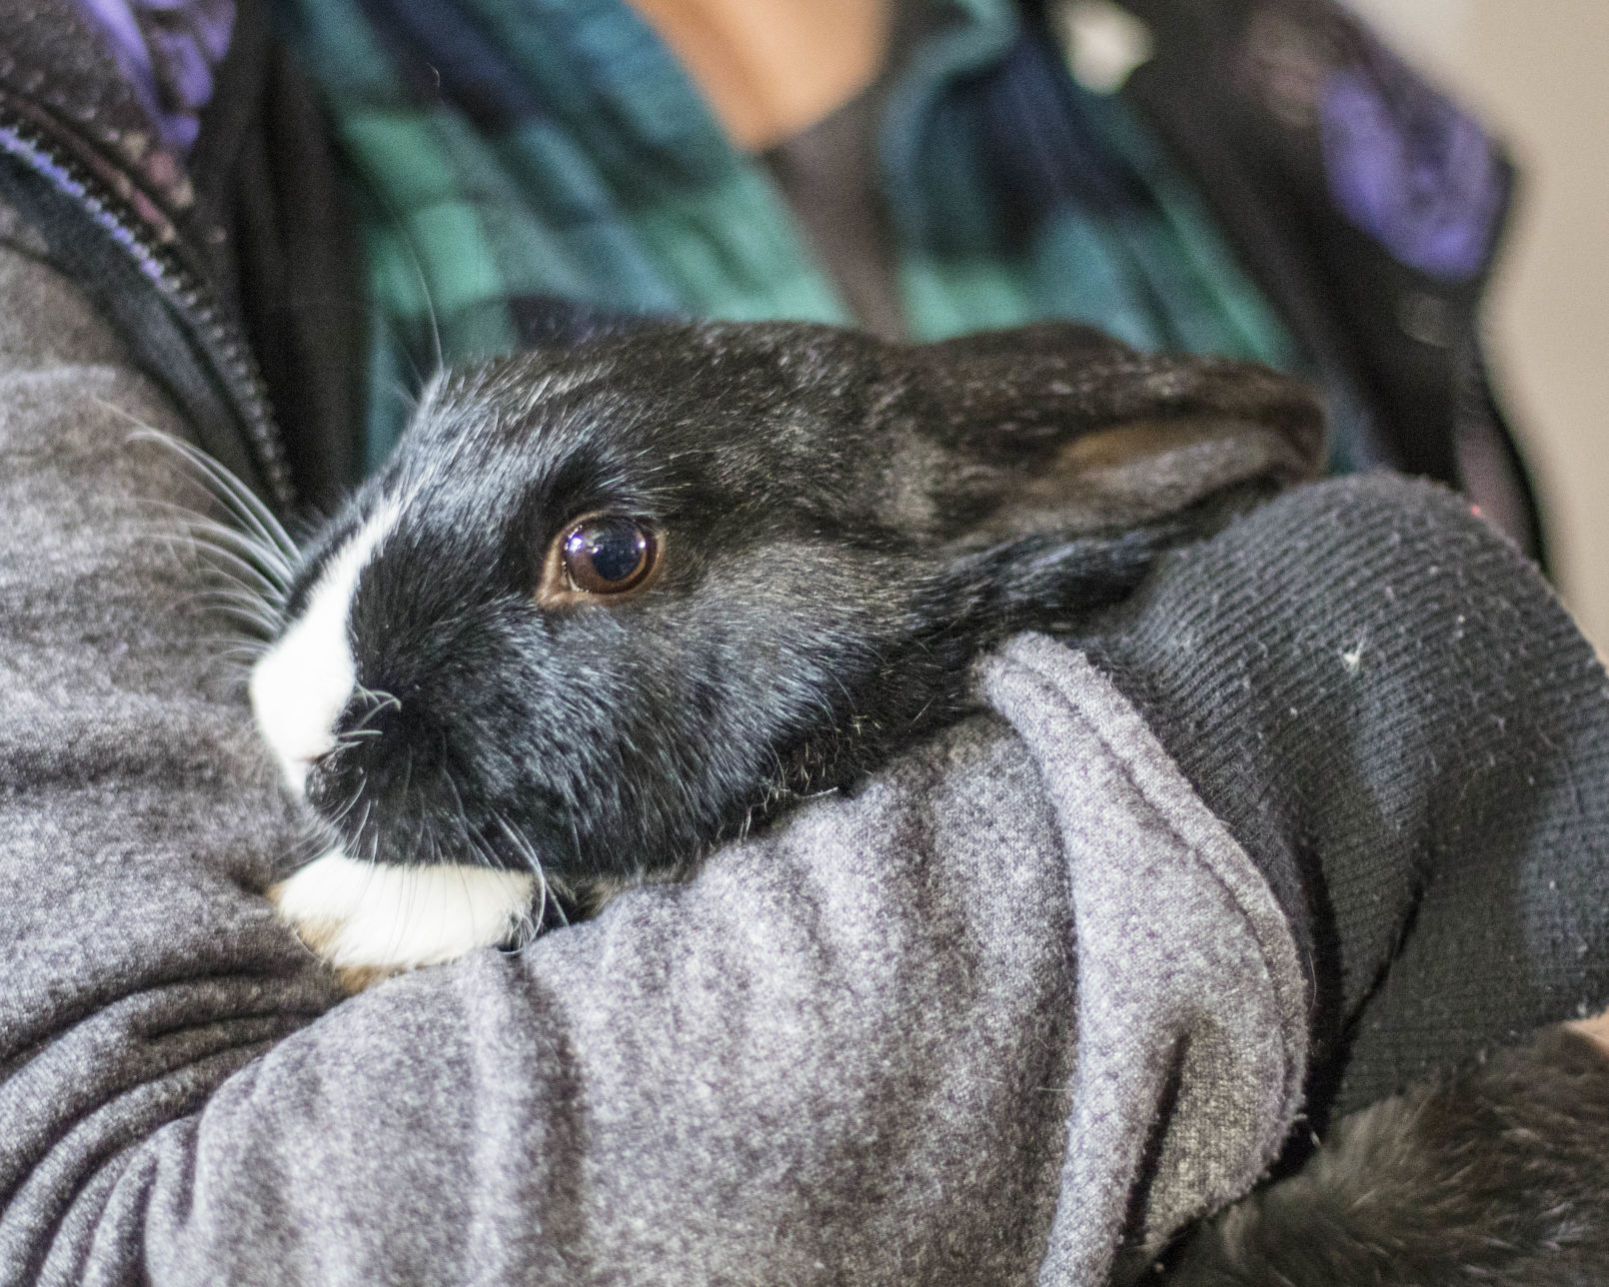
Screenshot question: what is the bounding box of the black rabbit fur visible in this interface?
[256,317,1609,1287]
[1161,1026,1609,1286]
[277,318,1318,904]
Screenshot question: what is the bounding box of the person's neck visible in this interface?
[629,0,892,151]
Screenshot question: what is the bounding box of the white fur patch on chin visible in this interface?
[269,849,536,981]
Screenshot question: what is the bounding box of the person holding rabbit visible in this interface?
[1,1,1606,1285]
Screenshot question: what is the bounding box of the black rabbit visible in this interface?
[250,318,1321,976]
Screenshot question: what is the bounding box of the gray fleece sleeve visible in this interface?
[0,234,1094,1286]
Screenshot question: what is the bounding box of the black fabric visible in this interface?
[1086,476,1609,1122]
[0,0,165,174]
[763,90,905,342]
[186,0,366,509]
[222,38,368,509]
[1113,0,1547,565]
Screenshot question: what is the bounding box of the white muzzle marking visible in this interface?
[250,502,400,794]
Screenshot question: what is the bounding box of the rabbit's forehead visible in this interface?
[385,422,767,536]
[423,351,885,485]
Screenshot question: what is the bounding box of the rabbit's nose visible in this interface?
[303,735,360,807]
[308,691,438,819]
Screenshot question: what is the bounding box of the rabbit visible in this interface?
[247,317,1323,981]
[241,316,1609,1286]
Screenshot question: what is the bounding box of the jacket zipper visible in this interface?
[0,102,297,512]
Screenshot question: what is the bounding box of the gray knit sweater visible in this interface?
[2,222,1607,1287]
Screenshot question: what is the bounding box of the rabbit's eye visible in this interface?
[554,515,659,598]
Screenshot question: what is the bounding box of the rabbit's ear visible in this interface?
[897,324,1326,541]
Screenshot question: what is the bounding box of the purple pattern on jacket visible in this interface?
[74,0,233,152]
[1319,45,1503,282]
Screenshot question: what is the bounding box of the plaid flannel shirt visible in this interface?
[273,0,1298,468]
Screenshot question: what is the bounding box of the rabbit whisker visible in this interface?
[495,813,564,931]
[143,500,298,574]
[352,685,403,717]
[120,420,300,563]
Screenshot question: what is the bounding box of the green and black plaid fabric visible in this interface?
[275,0,1297,469]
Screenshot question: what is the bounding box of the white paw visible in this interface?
[269,849,536,988]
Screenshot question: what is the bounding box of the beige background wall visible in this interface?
[1344,0,1609,648]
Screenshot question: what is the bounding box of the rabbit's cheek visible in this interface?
[268,847,536,989]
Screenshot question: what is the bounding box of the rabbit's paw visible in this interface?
[269,849,536,991]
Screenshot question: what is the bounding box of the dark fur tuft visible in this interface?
[1163,1029,1609,1286]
